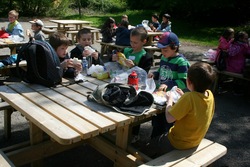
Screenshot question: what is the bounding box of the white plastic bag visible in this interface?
[144,78,156,93]
[167,86,181,103]
[142,20,151,31]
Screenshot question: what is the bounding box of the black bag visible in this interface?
[16,40,63,87]
[87,83,154,116]
[216,50,228,71]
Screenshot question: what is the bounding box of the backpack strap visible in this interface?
[16,41,33,80]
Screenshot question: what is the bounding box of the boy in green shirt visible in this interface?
[112,26,153,143]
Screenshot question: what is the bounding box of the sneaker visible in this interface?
[0,62,5,69]
[131,135,140,143]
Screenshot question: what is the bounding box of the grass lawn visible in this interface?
[63,10,250,48]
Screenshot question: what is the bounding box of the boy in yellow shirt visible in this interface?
[141,62,216,158]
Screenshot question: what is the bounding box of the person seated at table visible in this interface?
[115,20,131,46]
[148,32,190,138]
[215,27,234,62]
[100,17,116,43]
[119,14,135,30]
[156,13,172,32]
[226,31,250,74]
[141,62,216,158]
[70,28,102,67]
[112,26,153,143]
[49,32,82,78]
[26,19,46,41]
[149,13,160,32]
[1,10,24,39]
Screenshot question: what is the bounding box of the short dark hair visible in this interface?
[120,20,129,29]
[49,32,70,50]
[130,26,148,41]
[77,28,91,39]
[152,13,159,20]
[234,31,248,43]
[188,62,216,93]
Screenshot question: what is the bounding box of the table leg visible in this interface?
[4,108,13,140]
[30,122,44,167]
[115,124,129,150]
[9,47,16,55]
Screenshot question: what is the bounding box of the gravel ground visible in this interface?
[0,19,250,167]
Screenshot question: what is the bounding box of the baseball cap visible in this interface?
[157,32,180,48]
[29,19,44,27]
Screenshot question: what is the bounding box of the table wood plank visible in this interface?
[9,83,99,139]
[46,86,116,133]
[186,142,227,166]
[140,139,214,166]
[0,85,81,145]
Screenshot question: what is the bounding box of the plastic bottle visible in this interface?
[128,71,139,90]
[82,57,88,76]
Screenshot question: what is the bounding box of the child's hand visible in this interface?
[67,59,74,67]
[26,29,31,37]
[112,54,118,61]
[125,59,134,68]
[159,84,168,92]
[74,62,82,73]
[91,52,99,60]
[1,26,5,31]
[148,73,154,78]
[166,91,174,104]
[176,88,184,96]
[82,50,90,57]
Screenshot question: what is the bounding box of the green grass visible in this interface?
[62,10,250,48]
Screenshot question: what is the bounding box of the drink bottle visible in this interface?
[82,57,88,76]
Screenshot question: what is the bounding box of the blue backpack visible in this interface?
[16,40,63,87]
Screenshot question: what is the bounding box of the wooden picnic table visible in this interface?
[0,38,27,54]
[49,20,92,33]
[0,76,161,166]
[146,31,164,46]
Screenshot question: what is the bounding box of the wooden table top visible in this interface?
[0,77,158,145]
[50,19,92,25]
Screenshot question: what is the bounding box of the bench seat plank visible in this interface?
[139,139,216,167]
[185,142,227,167]
[0,150,15,167]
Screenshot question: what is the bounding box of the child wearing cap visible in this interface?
[27,19,46,41]
[156,13,171,32]
[141,62,216,158]
[148,31,190,138]
[1,10,24,39]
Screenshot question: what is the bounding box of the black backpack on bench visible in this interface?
[16,40,63,87]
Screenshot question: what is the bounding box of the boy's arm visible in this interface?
[165,93,176,123]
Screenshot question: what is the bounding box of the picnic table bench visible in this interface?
[212,69,250,93]
[66,27,100,44]
[0,150,15,167]
[0,61,27,77]
[139,138,227,167]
